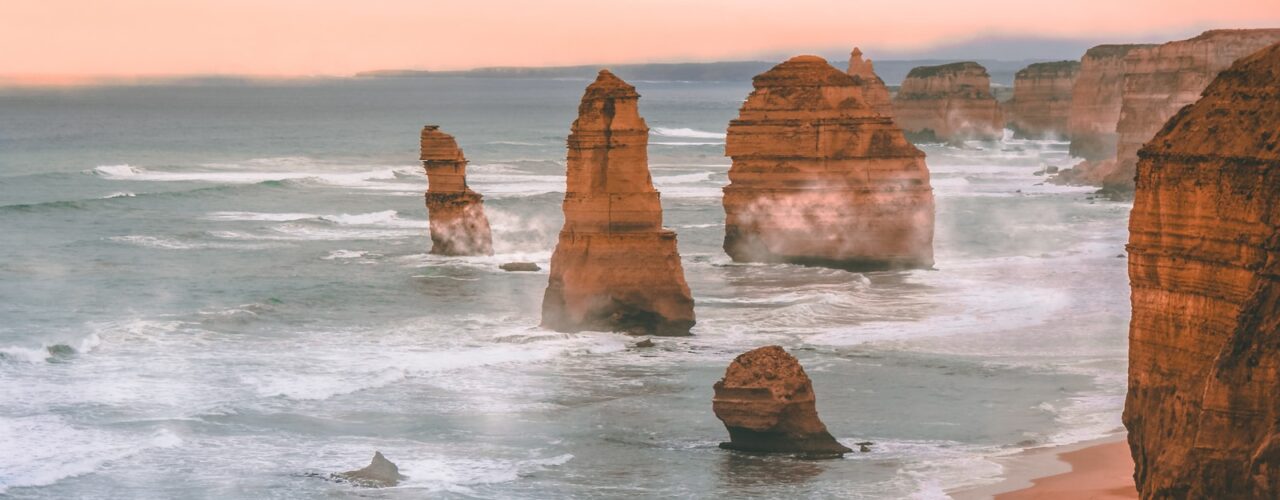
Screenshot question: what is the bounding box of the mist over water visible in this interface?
[0,78,1129,498]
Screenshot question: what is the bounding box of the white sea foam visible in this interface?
[651,127,726,139]
[652,172,713,185]
[101,191,136,199]
[92,163,407,189]
[206,211,318,222]
[650,141,724,146]
[0,415,181,494]
[322,250,369,260]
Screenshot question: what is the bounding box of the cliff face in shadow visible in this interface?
[1124,41,1280,499]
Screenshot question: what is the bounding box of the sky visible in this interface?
[3,0,1280,77]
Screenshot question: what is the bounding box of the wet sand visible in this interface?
[952,435,1137,499]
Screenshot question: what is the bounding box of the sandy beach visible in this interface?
[952,436,1137,499]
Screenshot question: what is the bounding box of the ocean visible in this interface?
[0,76,1130,498]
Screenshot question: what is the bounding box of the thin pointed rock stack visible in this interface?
[846,47,894,117]
[541,70,695,336]
[420,126,493,256]
[723,55,935,270]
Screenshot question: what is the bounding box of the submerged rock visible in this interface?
[499,262,541,272]
[333,451,407,488]
[722,55,934,271]
[712,346,851,458]
[1124,41,1280,498]
[541,70,696,336]
[421,126,494,256]
[892,61,1004,142]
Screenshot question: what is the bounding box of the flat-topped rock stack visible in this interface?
[1005,60,1080,139]
[420,126,493,256]
[1067,44,1155,160]
[541,70,695,335]
[845,47,894,117]
[1124,41,1280,499]
[722,55,934,271]
[892,61,1004,142]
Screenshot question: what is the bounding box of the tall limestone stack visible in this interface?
[713,346,852,457]
[420,125,493,256]
[845,47,894,117]
[1005,60,1080,139]
[892,61,1004,142]
[1104,29,1280,193]
[1124,42,1280,499]
[1067,44,1154,160]
[723,55,935,271]
[541,70,696,335]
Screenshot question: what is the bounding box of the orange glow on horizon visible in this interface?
[3,0,1279,77]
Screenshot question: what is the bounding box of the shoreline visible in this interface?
[950,434,1137,499]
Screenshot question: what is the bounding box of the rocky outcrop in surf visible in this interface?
[333,452,406,488]
[1005,60,1079,139]
[1067,44,1154,160]
[541,70,696,336]
[845,47,894,117]
[722,55,934,270]
[892,61,1003,142]
[420,125,494,256]
[713,345,852,458]
[1124,41,1280,499]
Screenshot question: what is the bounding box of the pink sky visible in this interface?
[3,0,1279,76]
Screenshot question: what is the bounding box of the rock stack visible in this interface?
[722,55,934,270]
[420,126,493,256]
[1005,60,1080,139]
[1067,44,1154,160]
[713,346,852,458]
[845,47,894,117]
[1106,29,1280,194]
[541,70,696,335]
[892,61,1004,142]
[1124,41,1280,498]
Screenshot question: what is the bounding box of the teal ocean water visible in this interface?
[0,77,1130,498]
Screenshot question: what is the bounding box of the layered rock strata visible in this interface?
[1067,44,1154,160]
[892,61,1004,142]
[845,47,894,117]
[1005,60,1080,139]
[541,70,695,335]
[1124,41,1280,499]
[723,55,934,270]
[713,345,852,457]
[1105,29,1280,193]
[420,126,493,255]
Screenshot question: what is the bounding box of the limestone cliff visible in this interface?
[1005,60,1079,139]
[1067,44,1154,160]
[1107,29,1280,193]
[420,126,493,256]
[713,346,852,457]
[723,55,934,270]
[541,70,696,335]
[845,47,894,117]
[1124,41,1280,499]
[892,61,1004,142]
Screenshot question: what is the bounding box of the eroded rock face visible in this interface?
[333,451,406,488]
[846,47,894,117]
[541,70,695,335]
[421,126,494,256]
[713,346,852,457]
[1067,44,1154,160]
[1124,41,1280,499]
[1107,29,1280,193]
[892,61,1004,142]
[1005,60,1079,139]
[723,55,934,270]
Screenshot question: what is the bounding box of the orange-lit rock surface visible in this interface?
[541,70,695,335]
[420,125,493,256]
[713,346,852,457]
[723,55,934,270]
[1005,60,1079,139]
[892,61,1004,142]
[1105,29,1280,193]
[1067,44,1154,160]
[1124,41,1280,499]
[845,47,894,117]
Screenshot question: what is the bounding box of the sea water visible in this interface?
[0,77,1130,498]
